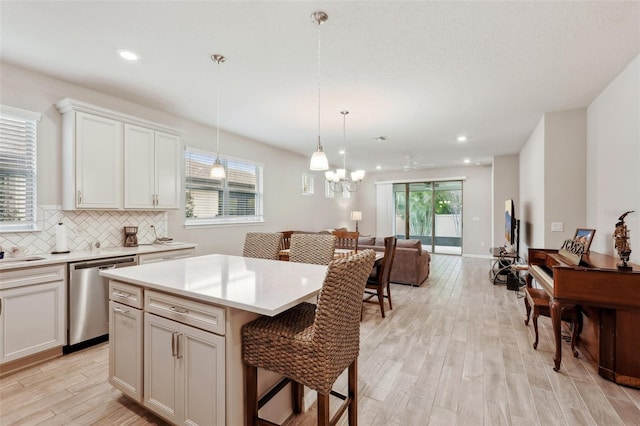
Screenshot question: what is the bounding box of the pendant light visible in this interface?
[210,54,226,179]
[309,10,329,171]
[325,111,365,192]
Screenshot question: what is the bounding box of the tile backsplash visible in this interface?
[0,205,169,255]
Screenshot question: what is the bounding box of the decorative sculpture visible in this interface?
[613,210,634,270]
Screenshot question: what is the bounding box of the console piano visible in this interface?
[527,248,640,388]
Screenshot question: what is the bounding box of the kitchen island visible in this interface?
[100,254,328,426]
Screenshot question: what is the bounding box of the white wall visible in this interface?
[544,109,587,249]
[357,165,492,256]
[519,117,546,257]
[0,62,353,256]
[492,154,519,248]
[587,55,640,263]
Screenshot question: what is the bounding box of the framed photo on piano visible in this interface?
[574,228,595,253]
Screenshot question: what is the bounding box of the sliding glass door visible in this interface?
[393,180,462,255]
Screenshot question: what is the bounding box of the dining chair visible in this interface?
[242,232,283,260]
[289,233,336,265]
[242,250,376,426]
[363,236,397,318]
[332,229,359,252]
[280,230,295,250]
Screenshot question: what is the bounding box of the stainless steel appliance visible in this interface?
[67,255,137,351]
[124,226,138,247]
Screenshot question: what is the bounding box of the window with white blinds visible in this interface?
[185,147,264,226]
[0,105,41,232]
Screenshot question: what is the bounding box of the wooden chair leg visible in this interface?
[532,311,540,350]
[348,359,358,425]
[317,393,330,426]
[377,286,385,318]
[386,282,393,310]
[292,381,304,414]
[244,363,258,426]
[524,296,531,325]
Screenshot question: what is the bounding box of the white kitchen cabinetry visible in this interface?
[56,98,181,211]
[108,281,144,402]
[124,124,180,209]
[144,290,225,425]
[0,265,66,365]
[137,247,195,265]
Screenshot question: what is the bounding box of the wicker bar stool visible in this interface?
[242,250,376,426]
[243,232,284,260]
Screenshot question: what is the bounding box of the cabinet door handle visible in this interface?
[113,306,129,314]
[176,333,183,359]
[0,298,2,315]
[171,331,178,357]
[77,191,82,204]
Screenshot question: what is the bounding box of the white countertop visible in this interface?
[100,254,328,316]
[0,242,197,271]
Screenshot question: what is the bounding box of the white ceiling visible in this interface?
[1,1,639,172]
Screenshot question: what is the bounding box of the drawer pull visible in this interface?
[170,306,188,315]
[113,306,129,314]
[114,291,132,299]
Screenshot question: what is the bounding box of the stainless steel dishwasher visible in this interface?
[67,255,138,352]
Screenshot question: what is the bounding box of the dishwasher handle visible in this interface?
[71,256,137,270]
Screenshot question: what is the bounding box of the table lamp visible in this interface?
[350,211,362,233]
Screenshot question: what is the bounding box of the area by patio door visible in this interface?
[393,180,462,255]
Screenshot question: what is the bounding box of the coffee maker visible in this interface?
[124,226,138,247]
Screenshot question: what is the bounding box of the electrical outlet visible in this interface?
[551,222,563,232]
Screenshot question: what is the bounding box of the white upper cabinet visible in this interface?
[124,124,180,209]
[56,98,181,211]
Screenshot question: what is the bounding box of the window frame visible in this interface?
[184,146,264,228]
[0,105,41,233]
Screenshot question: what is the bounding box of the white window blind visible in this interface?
[185,147,264,226]
[0,105,40,232]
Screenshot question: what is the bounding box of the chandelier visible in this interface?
[325,110,365,193]
[309,10,329,171]
[210,54,226,179]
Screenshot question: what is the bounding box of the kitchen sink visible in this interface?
[0,256,47,263]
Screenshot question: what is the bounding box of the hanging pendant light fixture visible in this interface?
[325,110,365,193]
[210,54,226,179]
[309,10,329,171]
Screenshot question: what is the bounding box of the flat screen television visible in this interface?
[504,199,516,251]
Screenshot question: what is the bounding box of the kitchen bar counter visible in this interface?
[100,253,327,316]
[0,242,196,271]
[100,254,328,425]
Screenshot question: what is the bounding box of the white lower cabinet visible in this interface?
[0,265,66,364]
[109,300,143,401]
[144,312,226,426]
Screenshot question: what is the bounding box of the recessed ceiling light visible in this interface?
[464,159,470,164]
[339,150,345,155]
[475,162,481,166]
[376,165,382,170]
[118,50,139,61]
[457,135,467,142]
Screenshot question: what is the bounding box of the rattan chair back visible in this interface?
[243,232,283,260]
[289,233,336,265]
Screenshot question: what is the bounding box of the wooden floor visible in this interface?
[2,255,640,425]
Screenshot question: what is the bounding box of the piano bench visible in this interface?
[523,287,580,357]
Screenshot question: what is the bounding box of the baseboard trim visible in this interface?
[0,346,63,378]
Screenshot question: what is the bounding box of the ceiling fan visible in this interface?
[403,156,433,172]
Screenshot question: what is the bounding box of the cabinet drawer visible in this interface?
[145,290,225,335]
[137,248,195,265]
[109,281,144,309]
[0,264,66,290]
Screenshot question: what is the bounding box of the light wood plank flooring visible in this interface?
[1,255,639,425]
